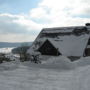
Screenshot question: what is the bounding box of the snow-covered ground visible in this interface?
[0,56,90,90]
[0,48,90,90]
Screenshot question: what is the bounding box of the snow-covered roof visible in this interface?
[46,35,89,56]
[42,26,86,33]
[27,25,90,56]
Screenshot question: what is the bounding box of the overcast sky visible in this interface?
[0,0,90,42]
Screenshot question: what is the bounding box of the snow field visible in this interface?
[0,47,90,90]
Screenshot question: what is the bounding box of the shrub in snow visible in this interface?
[29,55,41,64]
[5,54,17,61]
[28,51,41,64]
[12,44,30,62]
[42,56,76,70]
[0,53,11,63]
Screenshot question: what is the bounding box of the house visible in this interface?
[27,24,90,58]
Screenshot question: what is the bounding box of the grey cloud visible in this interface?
[81,0,90,3]
[84,8,90,15]
[0,14,34,34]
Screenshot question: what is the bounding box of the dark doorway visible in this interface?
[85,48,90,56]
[38,40,61,56]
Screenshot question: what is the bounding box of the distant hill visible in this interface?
[0,42,32,48]
[12,46,30,54]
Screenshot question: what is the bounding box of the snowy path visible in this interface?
[0,61,90,90]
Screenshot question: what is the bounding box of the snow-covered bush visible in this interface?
[0,53,11,63]
[28,51,41,64]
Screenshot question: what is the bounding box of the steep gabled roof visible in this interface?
[42,26,85,33]
[45,35,89,56]
[27,25,90,56]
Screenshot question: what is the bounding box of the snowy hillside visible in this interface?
[0,42,32,48]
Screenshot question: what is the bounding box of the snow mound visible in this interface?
[75,57,90,67]
[42,56,75,70]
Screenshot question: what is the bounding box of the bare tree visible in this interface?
[18,43,29,62]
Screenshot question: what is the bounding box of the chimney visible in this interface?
[85,23,90,26]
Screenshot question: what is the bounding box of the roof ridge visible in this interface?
[43,26,85,30]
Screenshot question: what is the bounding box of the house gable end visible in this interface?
[38,39,61,56]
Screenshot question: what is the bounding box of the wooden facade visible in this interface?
[38,40,61,56]
[85,48,90,56]
[84,38,90,56]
